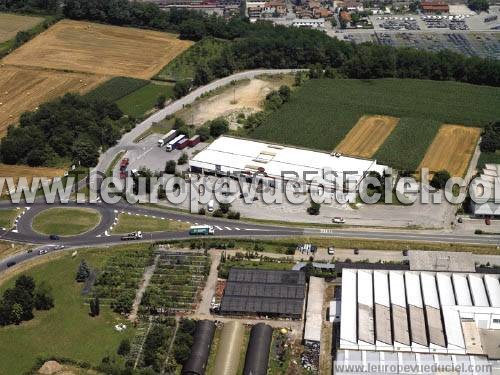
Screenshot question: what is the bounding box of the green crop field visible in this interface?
[84,76,149,102]
[250,78,500,170]
[0,245,139,374]
[154,37,227,82]
[116,82,174,118]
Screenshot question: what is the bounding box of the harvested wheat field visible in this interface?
[3,20,193,79]
[0,12,43,43]
[0,65,105,135]
[418,124,481,177]
[334,115,399,158]
[0,163,66,195]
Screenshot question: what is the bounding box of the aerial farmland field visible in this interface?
[418,125,481,177]
[3,20,193,79]
[334,115,399,158]
[0,65,105,135]
[250,78,500,170]
[0,12,43,43]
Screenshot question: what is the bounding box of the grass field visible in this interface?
[478,151,500,169]
[334,115,399,158]
[84,76,149,103]
[0,12,44,43]
[116,82,174,118]
[0,245,139,374]
[154,37,227,82]
[251,78,500,170]
[3,20,193,79]
[418,125,481,177]
[111,213,190,234]
[0,208,19,229]
[0,65,105,135]
[0,240,31,261]
[32,208,101,236]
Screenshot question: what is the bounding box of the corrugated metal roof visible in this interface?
[452,273,473,306]
[405,272,423,308]
[468,274,489,307]
[340,269,357,345]
[436,273,456,306]
[389,271,406,307]
[484,274,500,307]
[357,270,373,307]
[421,272,440,309]
[374,271,390,307]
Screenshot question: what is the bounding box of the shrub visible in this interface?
[430,170,451,190]
[212,209,224,217]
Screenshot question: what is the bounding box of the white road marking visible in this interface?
[234,228,241,231]
[224,227,232,231]
[215,226,223,230]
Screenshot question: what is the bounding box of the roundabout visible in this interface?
[31,207,102,236]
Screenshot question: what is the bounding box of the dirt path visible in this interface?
[196,251,221,316]
[129,254,159,322]
[133,317,153,370]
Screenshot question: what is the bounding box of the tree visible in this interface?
[209,118,229,138]
[15,275,35,296]
[73,138,99,167]
[117,338,131,356]
[219,203,231,214]
[173,117,186,130]
[430,170,451,190]
[196,126,210,141]
[156,94,166,109]
[90,296,100,317]
[467,0,489,11]
[165,160,177,174]
[76,260,91,282]
[307,200,321,215]
[178,152,188,165]
[194,64,213,86]
[278,85,291,102]
[10,303,23,325]
[173,80,191,99]
[34,282,54,311]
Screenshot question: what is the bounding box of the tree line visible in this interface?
[59,0,500,87]
[0,94,134,167]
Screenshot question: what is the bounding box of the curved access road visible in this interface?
[93,69,306,175]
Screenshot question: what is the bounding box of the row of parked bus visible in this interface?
[157,130,200,151]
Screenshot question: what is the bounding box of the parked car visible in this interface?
[49,234,60,240]
[485,216,491,225]
[354,248,359,255]
[332,217,345,224]
[328,246,335,255]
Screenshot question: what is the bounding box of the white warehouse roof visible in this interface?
[189,136,387,188]
[339,269,500,356]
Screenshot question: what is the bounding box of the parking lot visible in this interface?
[113,133,207,176]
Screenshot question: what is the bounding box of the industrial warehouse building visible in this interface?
[337,269,500,373]
[220,268,306,318]
[471,164,500,217]
[189,136,387,195]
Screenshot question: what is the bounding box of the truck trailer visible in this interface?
[166,135,186,152]
[176,138,190,150]
[189,225,215,235]
[121,231,143,240]
[158,130,177,147]
[188,135,201,147]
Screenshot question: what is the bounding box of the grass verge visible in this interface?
[116,82,174,119]
[110,213,190,234]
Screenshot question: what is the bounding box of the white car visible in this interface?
[39,249,48,255]
[332,217,345,224]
